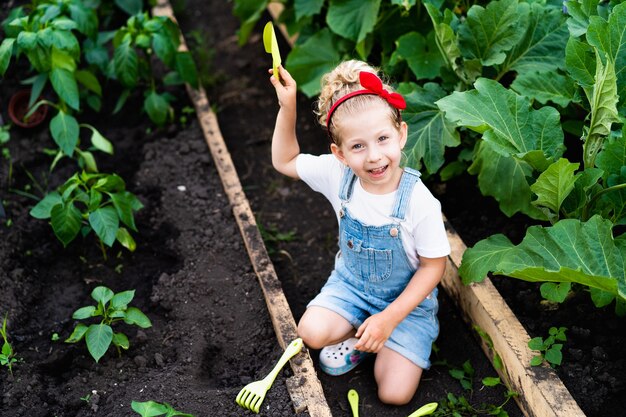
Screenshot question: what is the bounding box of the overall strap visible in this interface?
[338,166,358,202]
[390,167,421,221]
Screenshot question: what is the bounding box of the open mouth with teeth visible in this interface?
[368,165,388,177]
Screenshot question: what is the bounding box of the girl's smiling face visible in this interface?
[330,101,407,195]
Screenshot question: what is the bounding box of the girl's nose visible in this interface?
[367,147,382,162]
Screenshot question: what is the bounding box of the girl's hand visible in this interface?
[354,312,396,353]
[269,65,297,111]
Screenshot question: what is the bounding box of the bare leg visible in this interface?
[298,306,355,349]
[374,347,423,405]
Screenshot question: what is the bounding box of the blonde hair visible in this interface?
[315,60,402,144]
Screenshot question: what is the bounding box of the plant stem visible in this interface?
[583,183,626,220]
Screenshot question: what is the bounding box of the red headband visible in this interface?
[326,71,406,132]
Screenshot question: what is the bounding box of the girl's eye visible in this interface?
[378,136,389,142]
[352,144,363,150]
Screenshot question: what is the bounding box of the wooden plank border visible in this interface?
[153,1,332,416]
[267,5,584,417]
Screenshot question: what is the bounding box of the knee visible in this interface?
[297,319,327,350]
[377,386,415,406]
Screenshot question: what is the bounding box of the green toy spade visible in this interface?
[263,21,282,82]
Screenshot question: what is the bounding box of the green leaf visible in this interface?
[544,347,563,365]
[92,286,114,304]
[596,135,626,178]
[51,30,80,58]
[144,91,170,126]
[151,32,175,68]
[295,0,324,20]
[75,70,102,96]
[112,332,129,350]
[50,201,82,247]
[85,323,112,362]
[87,126,114,155]
[327,0,381,43]
[50,111,79,157]
[72,306,96,320]
[528,337,544,350]
[286,29,341,97]
[586,2,626,114]
[30,192,62,219]
[114,40,138,88]
[530,355,544,366]
[458,0,528,66]
[115,0,143,15]
[424,4,465,78]
[51,17,78,31]
[397,82,460,174]
[69,4,98,38]
[390,31,443,80]
[50,68,79,110]
[511,71,576,107]
[530,158,581,219]
[460,215,626,302]
[124,307,152,328]
[131,401,169,417]
[111,290,135,309]
[540,282,572,302]
[88,206,120,247]
[469,141,546,219]
[65,323,88,343]
[498,3,569,74]
[437,78,565,159]
[29,73,48,108]
[233,0,268,46]
[76,149,98,173]
[17,31,37,50]
[565,0,599,37]
[583,51,620,168]
[116,227,137,252]
[566,37,596,88]
[482,377,501,387]
[175,51,199,89]
[111,191,139,230]
[0,38,15,76]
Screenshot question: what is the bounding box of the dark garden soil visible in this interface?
[0,1,621,417]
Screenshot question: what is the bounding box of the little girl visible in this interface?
[269,60,450,405]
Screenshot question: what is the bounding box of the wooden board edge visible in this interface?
[444,220,584,417]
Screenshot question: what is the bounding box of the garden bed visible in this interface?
[2,0,622,416]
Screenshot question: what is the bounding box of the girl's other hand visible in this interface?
[354,312,395,353]
[269,65,297,111]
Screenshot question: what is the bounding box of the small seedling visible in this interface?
[449,360,475,391]
[131,400,194,417]
[0,314,19,375]
[65,286,152,362]
[258,222,297,257]
[80,393,92,403]
[528,326,567,367]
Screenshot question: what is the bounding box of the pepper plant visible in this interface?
[109,11,198,125]
[236,0,626,313]
[66,286,151,363]
[0,0,112,168]
[29,171,143,257]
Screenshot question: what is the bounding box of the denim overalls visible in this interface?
[308,166,439,369]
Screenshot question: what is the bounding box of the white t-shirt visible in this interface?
[296,154,451,269]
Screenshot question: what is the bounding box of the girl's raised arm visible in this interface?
[269,66,300,179]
